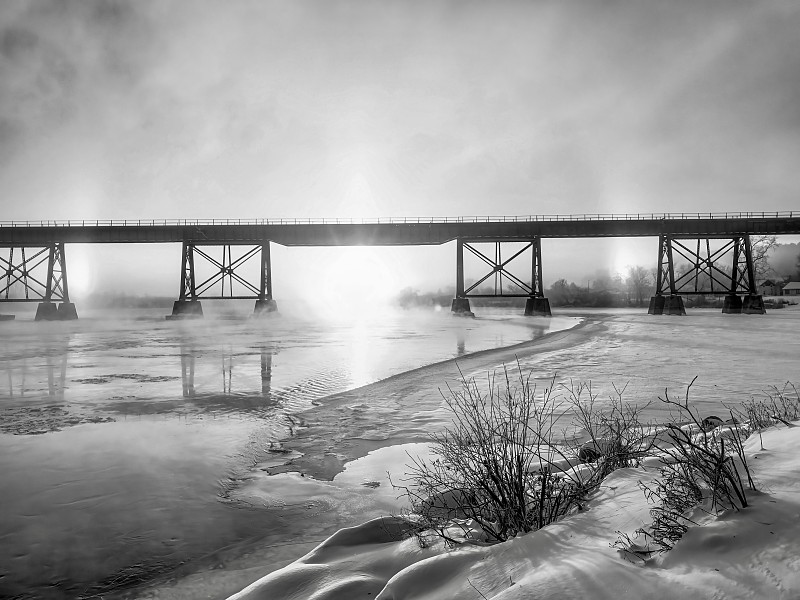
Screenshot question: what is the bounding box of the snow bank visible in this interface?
[229,423,800,599]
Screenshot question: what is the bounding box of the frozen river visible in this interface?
[0,305,570,599]
[1,305,798,599]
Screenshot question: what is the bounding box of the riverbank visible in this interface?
[230,421,800,600]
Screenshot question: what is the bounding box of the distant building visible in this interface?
[758,280,782,296]
[782,282,800,296]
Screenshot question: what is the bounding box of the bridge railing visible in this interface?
[0,211,796,228]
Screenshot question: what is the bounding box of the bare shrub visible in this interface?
[563,380,653,478]
[393,368,594,544]
[616,378,756,557]
[733,383,800,431]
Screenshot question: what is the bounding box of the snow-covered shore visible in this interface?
[229,422,800,599]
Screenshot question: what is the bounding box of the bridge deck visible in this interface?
[1,213,799,246]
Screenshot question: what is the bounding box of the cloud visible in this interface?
[1,0,799,222]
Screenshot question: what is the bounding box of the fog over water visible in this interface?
[1,306,799,599]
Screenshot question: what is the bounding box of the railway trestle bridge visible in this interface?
[1,212,798,321]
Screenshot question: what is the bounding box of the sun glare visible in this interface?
[611,239,652,280]
[66,247,95,297]
[318,247,399,321]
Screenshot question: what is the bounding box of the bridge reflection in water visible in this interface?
[2,212,798,319]
[1,338,280,431]
[180,344,275,406]
[2,338,70,401]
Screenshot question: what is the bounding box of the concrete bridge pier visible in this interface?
[451,297,473,315]
[35,301,60,321]
[254,299,278,315]
[524,297,551,316]
[722,294,743,314]
[34,301,78,321]
[647,294,686,315]
[663,295,686,315]
[169,300,204,319]
[742,295,766,314]
[58,302,78,320]
[647,295,665,315]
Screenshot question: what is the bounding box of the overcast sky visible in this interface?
[1,0,799,299]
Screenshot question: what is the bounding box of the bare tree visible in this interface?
[548,278,571,305]
[751,235,777,281]
[625,266,651,306]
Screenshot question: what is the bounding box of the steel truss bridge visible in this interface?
[1,211,798,320]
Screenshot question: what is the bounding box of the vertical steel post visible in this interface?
[741,235,765,314]
[44,243,55,301]
[729,237,741,295]
[179,242,188,301]
[260,241,272,301]
[6,247,12,300]
[534,237,543,297]
[451,238,472,314]
[59,243,70,302]
[743,235,757,294]
[665,235,677,294]
[495,242,501,295]
[178,242,198,301]
[188,244,196,300]
[456,238,465,298]
[655,235,665,294]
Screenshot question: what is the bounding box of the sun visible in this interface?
[65,245,95,298]
[318,247,399,321]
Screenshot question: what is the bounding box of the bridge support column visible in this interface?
[169,242,203,319]
[650,234,764,316]
[451,239,474,316]
[32,243,78,321]
[452,237,548,316]
[650,235,685,316]
[253,242,277,316]
[168,241,277,318]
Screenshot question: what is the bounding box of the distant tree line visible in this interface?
[85,292,174,309]
[547,266,654,308]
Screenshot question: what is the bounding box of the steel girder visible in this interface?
[455,238,545,299]
[178,241,273,301]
